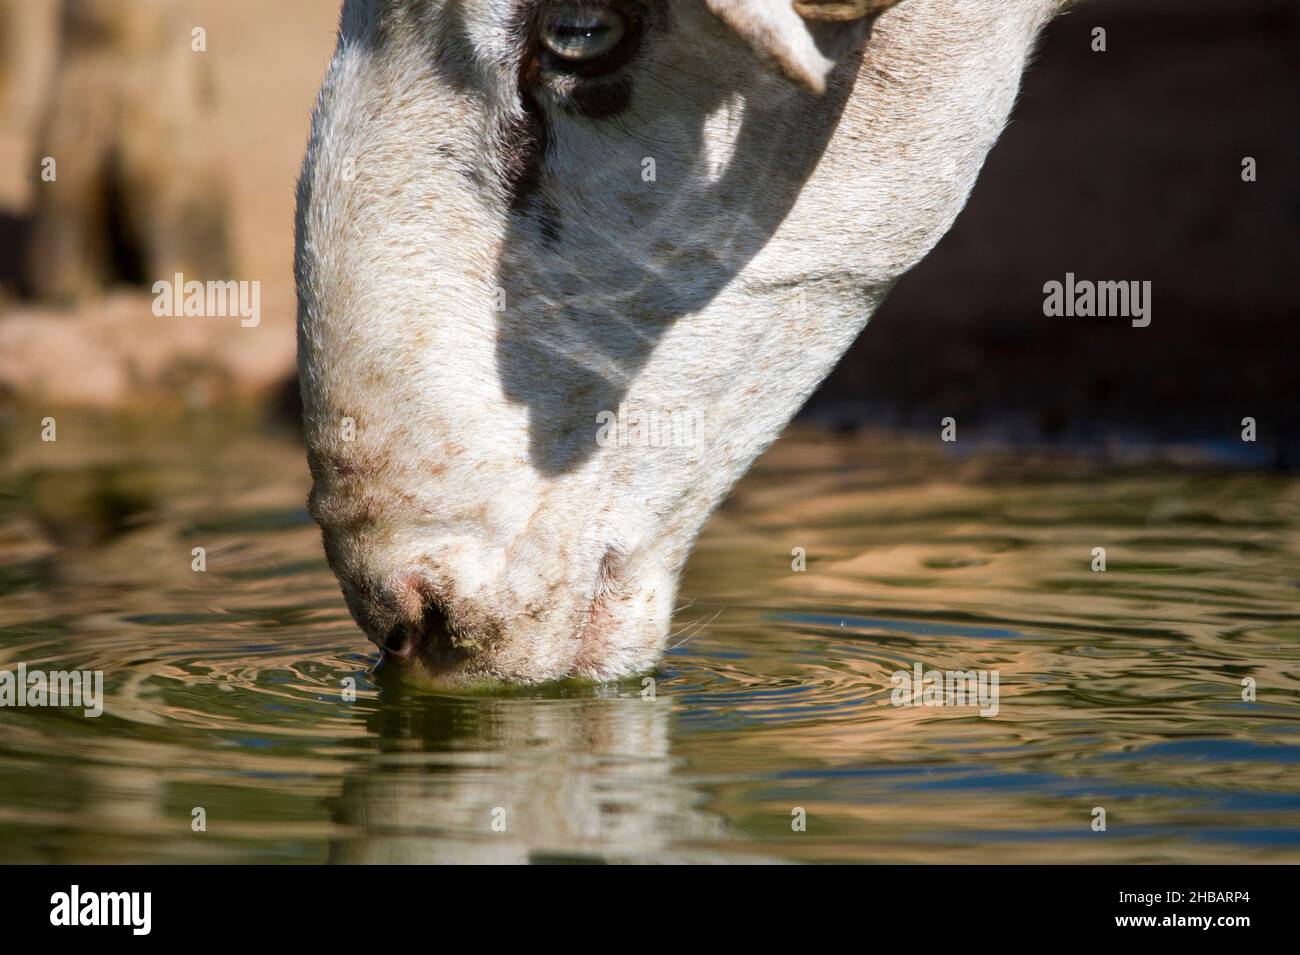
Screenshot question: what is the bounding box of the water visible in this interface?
[1,412,1298,863]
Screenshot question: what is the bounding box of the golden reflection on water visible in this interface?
[0,414,1297,862]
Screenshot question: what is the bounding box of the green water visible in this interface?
[0,413,1298,863]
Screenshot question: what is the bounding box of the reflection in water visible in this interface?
[332,687,727,863]
[0,414,1298,862]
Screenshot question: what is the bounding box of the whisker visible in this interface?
[667,606,724,650]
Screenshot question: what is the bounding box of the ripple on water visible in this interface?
[0,422,1298,862]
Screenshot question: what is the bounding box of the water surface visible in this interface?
[1,413,1297,862]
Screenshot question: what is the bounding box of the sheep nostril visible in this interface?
[371,587,480,663]
[383,624,415,660]
[379,601,456,662]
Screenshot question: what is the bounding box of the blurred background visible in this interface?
[0,0,1295,453]
[815,0,1300,460]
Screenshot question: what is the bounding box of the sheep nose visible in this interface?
[380,601,458,664]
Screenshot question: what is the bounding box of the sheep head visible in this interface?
[296,0,1062,685]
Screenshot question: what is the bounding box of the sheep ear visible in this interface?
[705,0,903,95]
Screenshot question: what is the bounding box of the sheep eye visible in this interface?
[540,5,628,63]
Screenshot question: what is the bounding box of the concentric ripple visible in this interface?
[0,417,1298,862]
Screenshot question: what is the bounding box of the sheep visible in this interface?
[296,0,1074,684]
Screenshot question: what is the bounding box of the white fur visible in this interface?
[296,0,1071,683]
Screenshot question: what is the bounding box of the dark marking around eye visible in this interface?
[564,77,633,119]
[499,3,553,227]
[497,1,655,236]
[500,88,547,211]
[500,73,563,242]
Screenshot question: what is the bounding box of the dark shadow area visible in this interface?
[0,209,32,296]
[809,0,1300,454]
[103,154,149,288]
